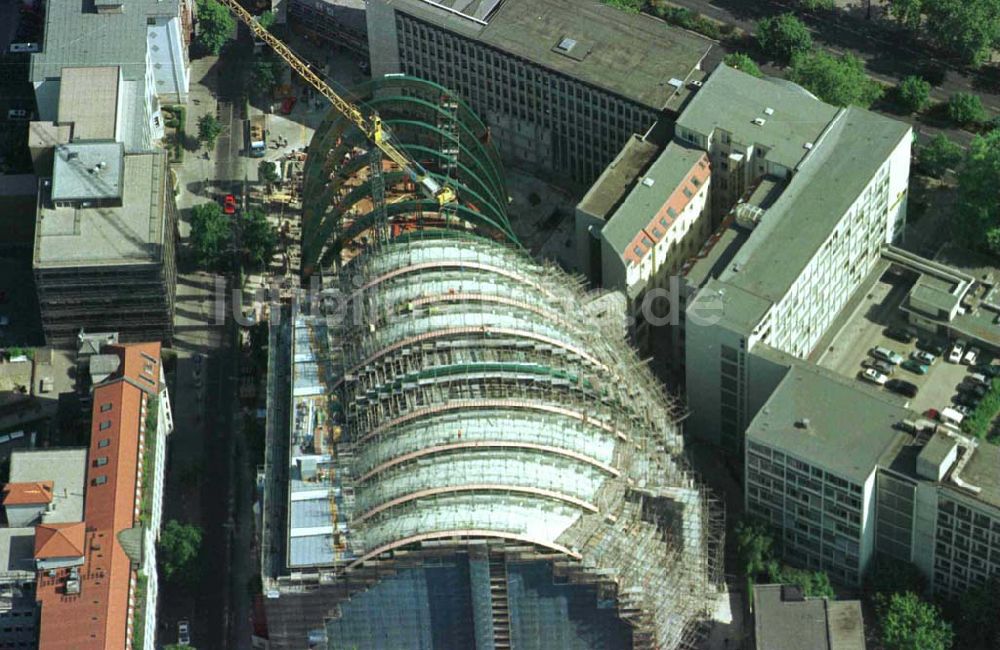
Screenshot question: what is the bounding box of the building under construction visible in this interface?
[261,76,723,649]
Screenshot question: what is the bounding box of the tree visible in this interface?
[956,129,1000,257]
[887,0,925,30]
[190,202,231,269]
[864,556,928,599]
[916,133,963,178]
[756,13,813,63]
[735,519,775,579]
[157,521,203,586]
[877,592,953,650]
[947,91,987,126]
[195,0,235,55]
[257,9,276,31]
[797,0,835,10]
[258,160,280,184]
[788,51,884,108]
[923,0,1000,67]
[947,577,1000,649]
[896,76,932,114]
[724,52,764,78]
[768,565,836,598]
[197,113,223,149]
[251,53,281,97]
[241,208,278,268]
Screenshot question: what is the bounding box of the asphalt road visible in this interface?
[670,0,997,146]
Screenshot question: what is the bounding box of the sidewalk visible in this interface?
[174,56,223,239]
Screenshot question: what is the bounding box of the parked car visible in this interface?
[901,359,929,375]
[973,364,1000,378]
[863,358,895,375]
[960,382,988,398]
[223,193,237,215]
[177,620,191,646]
[954,392,980,408]
[870,346,904,365]
[967,372,989,388]
[884,326,915,344]
[887,379,919,398]
[948,341,965,364]
[7,109,29,120]
[860,368,888,386]
[923,408,940,420]
[955,404,973,416]
[963,346,981,366]
[917,339,947,357]
[911,350,936,365]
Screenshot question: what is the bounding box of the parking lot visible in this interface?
[817,271,990,416]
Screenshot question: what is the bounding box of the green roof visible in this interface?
[601,141,706,259]
[386,0,714,109]
[719,106,910,305]
[577,135,660,221]
[747,365,911,483]
[676,64,840,170]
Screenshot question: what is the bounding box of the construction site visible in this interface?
[257,74,724,650]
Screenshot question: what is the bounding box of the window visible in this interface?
[99,421,111,431]
[91,476,107,486]
[94,457,108,467]
[98,439,110,448]
[100,403,112,412]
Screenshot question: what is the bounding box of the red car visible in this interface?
[223,194,237,215]
[280,96,297,115]
[924,408,940,421]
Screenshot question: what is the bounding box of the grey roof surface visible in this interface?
[387,0,713,108]
[917,430,958,471]
[953,442,1000,510]
[909,280,960,316]
[601,141,706,259]
[826,600,867,650]
[30,0,179,84]
[35,151,167,267]
[689,277,771,335]
[719,106,910,305]
[51,142,124,202]
[577,135,660,221]
[753,584,831,650]
[8,448,87,524]
[0,528,38,580]
[58,66,120,142]
[677,64,839,169]
[683,220,750,289]
[747,365,910,483]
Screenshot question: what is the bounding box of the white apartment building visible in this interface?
[576,139,711,356]
[681,65,912,452]
[747,365,1000,595]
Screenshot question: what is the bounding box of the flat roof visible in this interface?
[689,277,772,335]
[753,584,831,650]
[35,151,167,268]
[953,442,1000,510]
[51,142,125,202]
[8,448,87,524]
[602,141,708,261]
[387,0,713,109]
[58,67,120,142]
[677,64,840,170]
[719,106,910,306]
[577,135,660,221]
[747,365,911,483]
[0,528,38,580]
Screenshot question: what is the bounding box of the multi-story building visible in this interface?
[575,138,711,360]
[32,342,173,649]
[288,0,368,56]
[746,364,1000,595]
[680,64,911,452]
[751,584,866,650]
[366,0,713,185]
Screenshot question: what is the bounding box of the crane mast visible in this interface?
[219,0,456,206]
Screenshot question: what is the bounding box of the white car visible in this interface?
[948,342,964,364]
[911,350,936,366]
[177,620,191,646]
[963,346,980,366]
[860,368,888,386]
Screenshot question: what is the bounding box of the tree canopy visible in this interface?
[258,160,280,184]
[195,0,235,55]
[947,92,987,126]
[768,565,835,598]
[877,591,953,650]
[157,520,203,586]
[947,577,1000,649]
[257,10,276,31]
[896,76,932,114]
[197,114,222,149]
[916,133,964,178]
[886,0,1000,66]
[788,50,884,108]
[735,519,775,579]
[956,129,1000,257]
[251,53,282,96]
[190,202,231,269]
[241,208,278,269]
[756,13,814,62]
[724,53,764,78]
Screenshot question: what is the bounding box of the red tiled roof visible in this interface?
[36,342,161,650]
[3,480,54,506]
[33,523,86,559]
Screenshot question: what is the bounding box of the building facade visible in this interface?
[366,0,712,185]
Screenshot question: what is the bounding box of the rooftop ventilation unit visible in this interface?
[804,142,814,150]
[764,107,774,115]
[752,118,766,126]
[641,177,655,188]
[556,37,577,52]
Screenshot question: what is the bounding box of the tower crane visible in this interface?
[219,0,457,207]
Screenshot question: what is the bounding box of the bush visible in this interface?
[896,76,932,114]
[788,50,884,108]
[724,52,763,78]
[916,133,963,178]
[756,13,813,63]
[653,6,722,39]
[962,377,1000,442]
[798,0,835,10]
[258,160,279,184]
[947,92,987,127]
[197,113,222,149]
[600,0,642,12]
